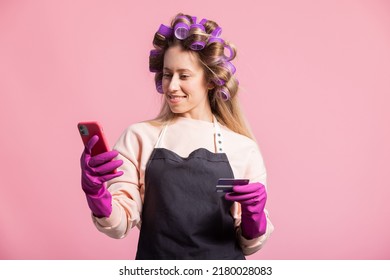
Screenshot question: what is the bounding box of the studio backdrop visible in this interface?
[0,0,389,259]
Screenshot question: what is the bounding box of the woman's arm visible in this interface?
[91,125,150,239]
[231,143,274,255]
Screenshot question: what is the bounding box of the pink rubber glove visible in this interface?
[80,135,123,218]
[225,182,267,239]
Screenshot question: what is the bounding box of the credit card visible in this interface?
[215,178,249,193]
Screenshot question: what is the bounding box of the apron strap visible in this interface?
[155,121,169,149]
[213,115,224,153]
[154,116,224,153]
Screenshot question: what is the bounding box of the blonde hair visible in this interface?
[150,13,255,140]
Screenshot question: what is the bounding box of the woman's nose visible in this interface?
[168,75,179,92]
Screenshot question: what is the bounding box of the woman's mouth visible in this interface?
[167,95,187,103]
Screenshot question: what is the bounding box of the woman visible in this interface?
[80,13,274,259]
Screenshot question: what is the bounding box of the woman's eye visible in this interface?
[180,75,189,79]
[163,73,172,78]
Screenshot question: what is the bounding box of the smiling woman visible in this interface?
[162,44,212,120]
[79,12,274,260]
[149,14,247,137]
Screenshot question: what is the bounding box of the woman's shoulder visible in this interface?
[113,120,165,164]
[122,119,164,134]
[116,119,165,145]
[221,125,259,151]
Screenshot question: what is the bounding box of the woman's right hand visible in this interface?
[80,135,124,218]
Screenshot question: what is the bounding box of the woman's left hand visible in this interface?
[225,182,267,239]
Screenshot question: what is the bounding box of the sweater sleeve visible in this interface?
[91,125,149,239]
[233,144,274,255]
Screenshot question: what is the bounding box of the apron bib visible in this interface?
[136,117,245,260]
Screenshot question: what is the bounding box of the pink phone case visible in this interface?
[77,121,111,157]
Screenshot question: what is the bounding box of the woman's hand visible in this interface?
[225,182,267,239]
[80,135,123,218]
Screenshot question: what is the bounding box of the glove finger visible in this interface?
[80,150,91,169]
[89,150,119,167]
[100,171,124,182]
[232,182,264,194]
[239,192,267,206]
[86,135,100,154]
[225,191,259,202]
[83,170,124,187]
[93,159,123,175]
[82,171,104,187]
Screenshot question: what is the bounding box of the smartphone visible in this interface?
[215,178,249,193]
[77,121,111,157]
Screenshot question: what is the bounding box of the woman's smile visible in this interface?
[167,94,188,104]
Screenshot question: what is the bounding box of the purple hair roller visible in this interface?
[156,79,163,94]
[208,37,224,45]
[211,27,222,37]
[214,78,226,86]
[190,41,206,50]
[224,44,234,61]
[225,61,236,74]
[219,88,230,101]
[150,49,161,57]
[149,50,162,73]
[157,24,173,38]
[174,22,190,40]
[187,23,206,50]
[190,23,206,32]
[149,66,160,73]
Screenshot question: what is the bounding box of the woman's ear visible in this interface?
[207,81,215,90]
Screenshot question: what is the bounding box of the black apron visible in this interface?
[135,117,245,260]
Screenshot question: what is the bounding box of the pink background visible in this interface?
[1,0,389,259]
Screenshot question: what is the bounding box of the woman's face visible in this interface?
[162,44,213,120]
